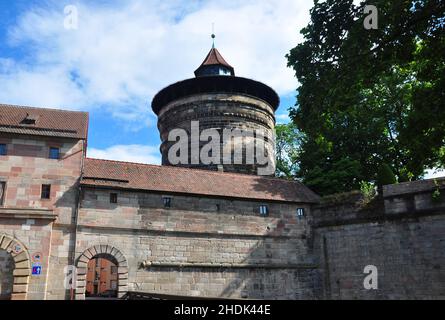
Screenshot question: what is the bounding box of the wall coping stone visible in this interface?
[0,208,56,220]
[383,177,445,198]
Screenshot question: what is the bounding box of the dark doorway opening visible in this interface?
[85,254,118,299]
[0,249,14,300]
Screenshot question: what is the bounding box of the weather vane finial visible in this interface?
[211,23,216,48]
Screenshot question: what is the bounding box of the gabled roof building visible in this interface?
[0,44,320,300]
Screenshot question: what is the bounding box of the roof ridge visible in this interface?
[0,124,78,133]
[85,157,301,182]
[0,103,88,115]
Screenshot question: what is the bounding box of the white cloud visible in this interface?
[87,144,161,165]
[0,0,312,128]
[276,113,291,124]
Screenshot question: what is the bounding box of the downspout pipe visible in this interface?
[70,139,86,300]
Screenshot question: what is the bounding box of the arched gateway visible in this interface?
[0,234,31,300]
[75,245,128,299]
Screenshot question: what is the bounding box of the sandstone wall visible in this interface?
[2,133,445,300]
[75,187,319,299]
[157,93,276,175]
[312,180,445,300]
[0,134,84,300]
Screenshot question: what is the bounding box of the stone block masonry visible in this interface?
[0,133,85,300]
[74,187,319,299]
[3,161,445,299]
[1,103,444,300]
[157,93,276,175]
[311,182,445,300]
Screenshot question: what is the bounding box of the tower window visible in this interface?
[163,197,172,208]
[259,205,269,217]
[0,144,6,156]
[297,208,305,219]
[110,193,118,204]
[49,147,60,159]
[41,184,51,199]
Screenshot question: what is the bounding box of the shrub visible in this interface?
[376,163,397,186]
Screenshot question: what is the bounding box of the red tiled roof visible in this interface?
[194,47,235,76]
[81,158,320,203]
[0,104,88,139]
[200,47,233,69]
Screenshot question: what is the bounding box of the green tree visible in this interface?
[275,123,303,178]
[376,163,397,187]
[286,0,445,196]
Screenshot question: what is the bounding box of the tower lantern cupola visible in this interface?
[194,47,235,77]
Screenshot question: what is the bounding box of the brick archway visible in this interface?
[75,245,128,300]
[0,234,31,300]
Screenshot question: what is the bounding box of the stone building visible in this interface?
[0,46,444,300]
[0,105,87,300]
[0,46,320,300]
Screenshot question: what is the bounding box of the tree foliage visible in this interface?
[275,123,302,178]
[376,163,397,186]
[286,0,445,195]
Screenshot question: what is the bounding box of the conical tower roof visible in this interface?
[194,47,235,77]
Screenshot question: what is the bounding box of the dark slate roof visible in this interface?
[82,158,320,203]
[0,104,88,139]
[151,76,280,114]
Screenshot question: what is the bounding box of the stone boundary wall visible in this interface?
[73,186,318,299]
[311,178,445,299]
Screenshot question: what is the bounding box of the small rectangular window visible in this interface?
[163,197,172,208]
[49,147,60,159]
[41,184,51,199]
[0,144,6,156]
[110,193,118,204]
[0,181,6,205]
[259,205,269,217]
[297,208,305,219]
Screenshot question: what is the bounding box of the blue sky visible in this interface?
[1,1,442,178]
[0,0,310,164]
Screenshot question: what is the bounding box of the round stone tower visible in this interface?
[152,45,279,175]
